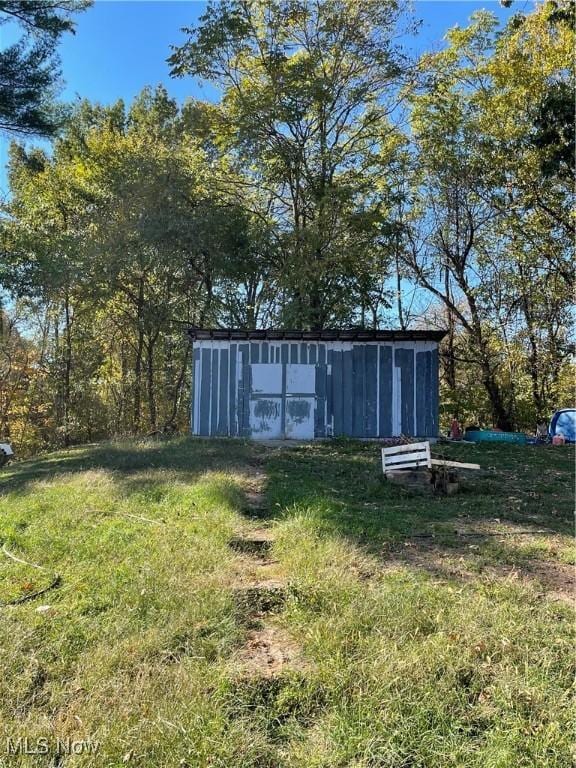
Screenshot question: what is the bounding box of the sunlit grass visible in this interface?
[0,438,573,766]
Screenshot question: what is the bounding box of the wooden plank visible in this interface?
[199,348,211,436]
[217,348,229,435]
[395,348,415,436]
[315,363,327,438]
[385,451,429,466]
[238,343,250,436]
[210,348,219,436]
[416,351,427,436]
[332,350,343,436]
[430,459,481,470]
[229,344,237,436]
[384,461,430,473]
[342,349,353,435]
[382,441,430,456]
[352,345,365,437]
[430,348,439,437]
[191,348,200,434]
[365,345,378,437]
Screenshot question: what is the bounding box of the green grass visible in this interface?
[0,438,573,767]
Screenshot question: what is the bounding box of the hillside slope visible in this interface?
[0,438,574,767]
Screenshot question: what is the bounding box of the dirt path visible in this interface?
[229,466,307,677]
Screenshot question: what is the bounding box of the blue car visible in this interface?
[549,409,576,443]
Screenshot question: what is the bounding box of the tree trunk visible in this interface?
[444,270,457,391]
[396,253,406,331]
[167,345,190,429]
[146,333,158,429]
[133,278,144,432]
[63,292,72,447]
[478,354,514,431]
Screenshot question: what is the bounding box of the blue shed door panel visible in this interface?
[365,345,378,437]
[352,345,365,437]
[429,348,439,437]
[416,351,427,437]
[229,344,237,436]
[217,349,229,435]
[199,348,211,436]
[378,346,393,437]
[315,363,327,437]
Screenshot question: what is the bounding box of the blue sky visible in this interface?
[0,0,525,193]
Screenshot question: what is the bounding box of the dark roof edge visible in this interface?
[186,327,447,342]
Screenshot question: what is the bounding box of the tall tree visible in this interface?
[0,0,91,136]
[405,3,574,429]
[2,86,270,445]
[170,0,413,329]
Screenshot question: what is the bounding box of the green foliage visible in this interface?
[0,0,91,136]
[2,86,272,449]
[170,0,413,328]
[1,0,573,449]
[404,2,574,429]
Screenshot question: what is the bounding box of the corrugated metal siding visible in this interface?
[191,340,440,439]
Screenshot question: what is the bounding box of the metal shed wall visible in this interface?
[191,339,439,439]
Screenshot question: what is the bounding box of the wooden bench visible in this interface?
[381,441,481,477]
[381,441,432,476]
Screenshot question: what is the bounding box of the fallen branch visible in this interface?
[117,512,166,525]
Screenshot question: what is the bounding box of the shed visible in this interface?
[188,328,446,440]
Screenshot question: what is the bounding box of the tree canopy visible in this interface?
[0,0,573,452]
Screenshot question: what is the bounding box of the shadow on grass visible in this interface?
[0,437,262,497]
[262,440,575,596]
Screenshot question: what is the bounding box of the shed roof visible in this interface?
[187,328,447,342]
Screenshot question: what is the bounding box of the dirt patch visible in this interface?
[515,559,575,603]
[384,539,575,603]
[230,464,309,677]
[234,623,307,677]
[242,470,270,517]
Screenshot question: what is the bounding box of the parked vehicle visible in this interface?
[0,442,14,467]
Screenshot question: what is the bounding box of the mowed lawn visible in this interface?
[0,438,574,767]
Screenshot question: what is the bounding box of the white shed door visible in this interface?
[285,364,315,440]
[248,363,316,439]
[249,364,283,439]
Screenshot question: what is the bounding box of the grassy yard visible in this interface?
[0,438,573,767]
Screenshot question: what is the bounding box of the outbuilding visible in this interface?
[188,328,445,440]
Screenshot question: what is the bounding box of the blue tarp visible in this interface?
[549,409,576,443]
